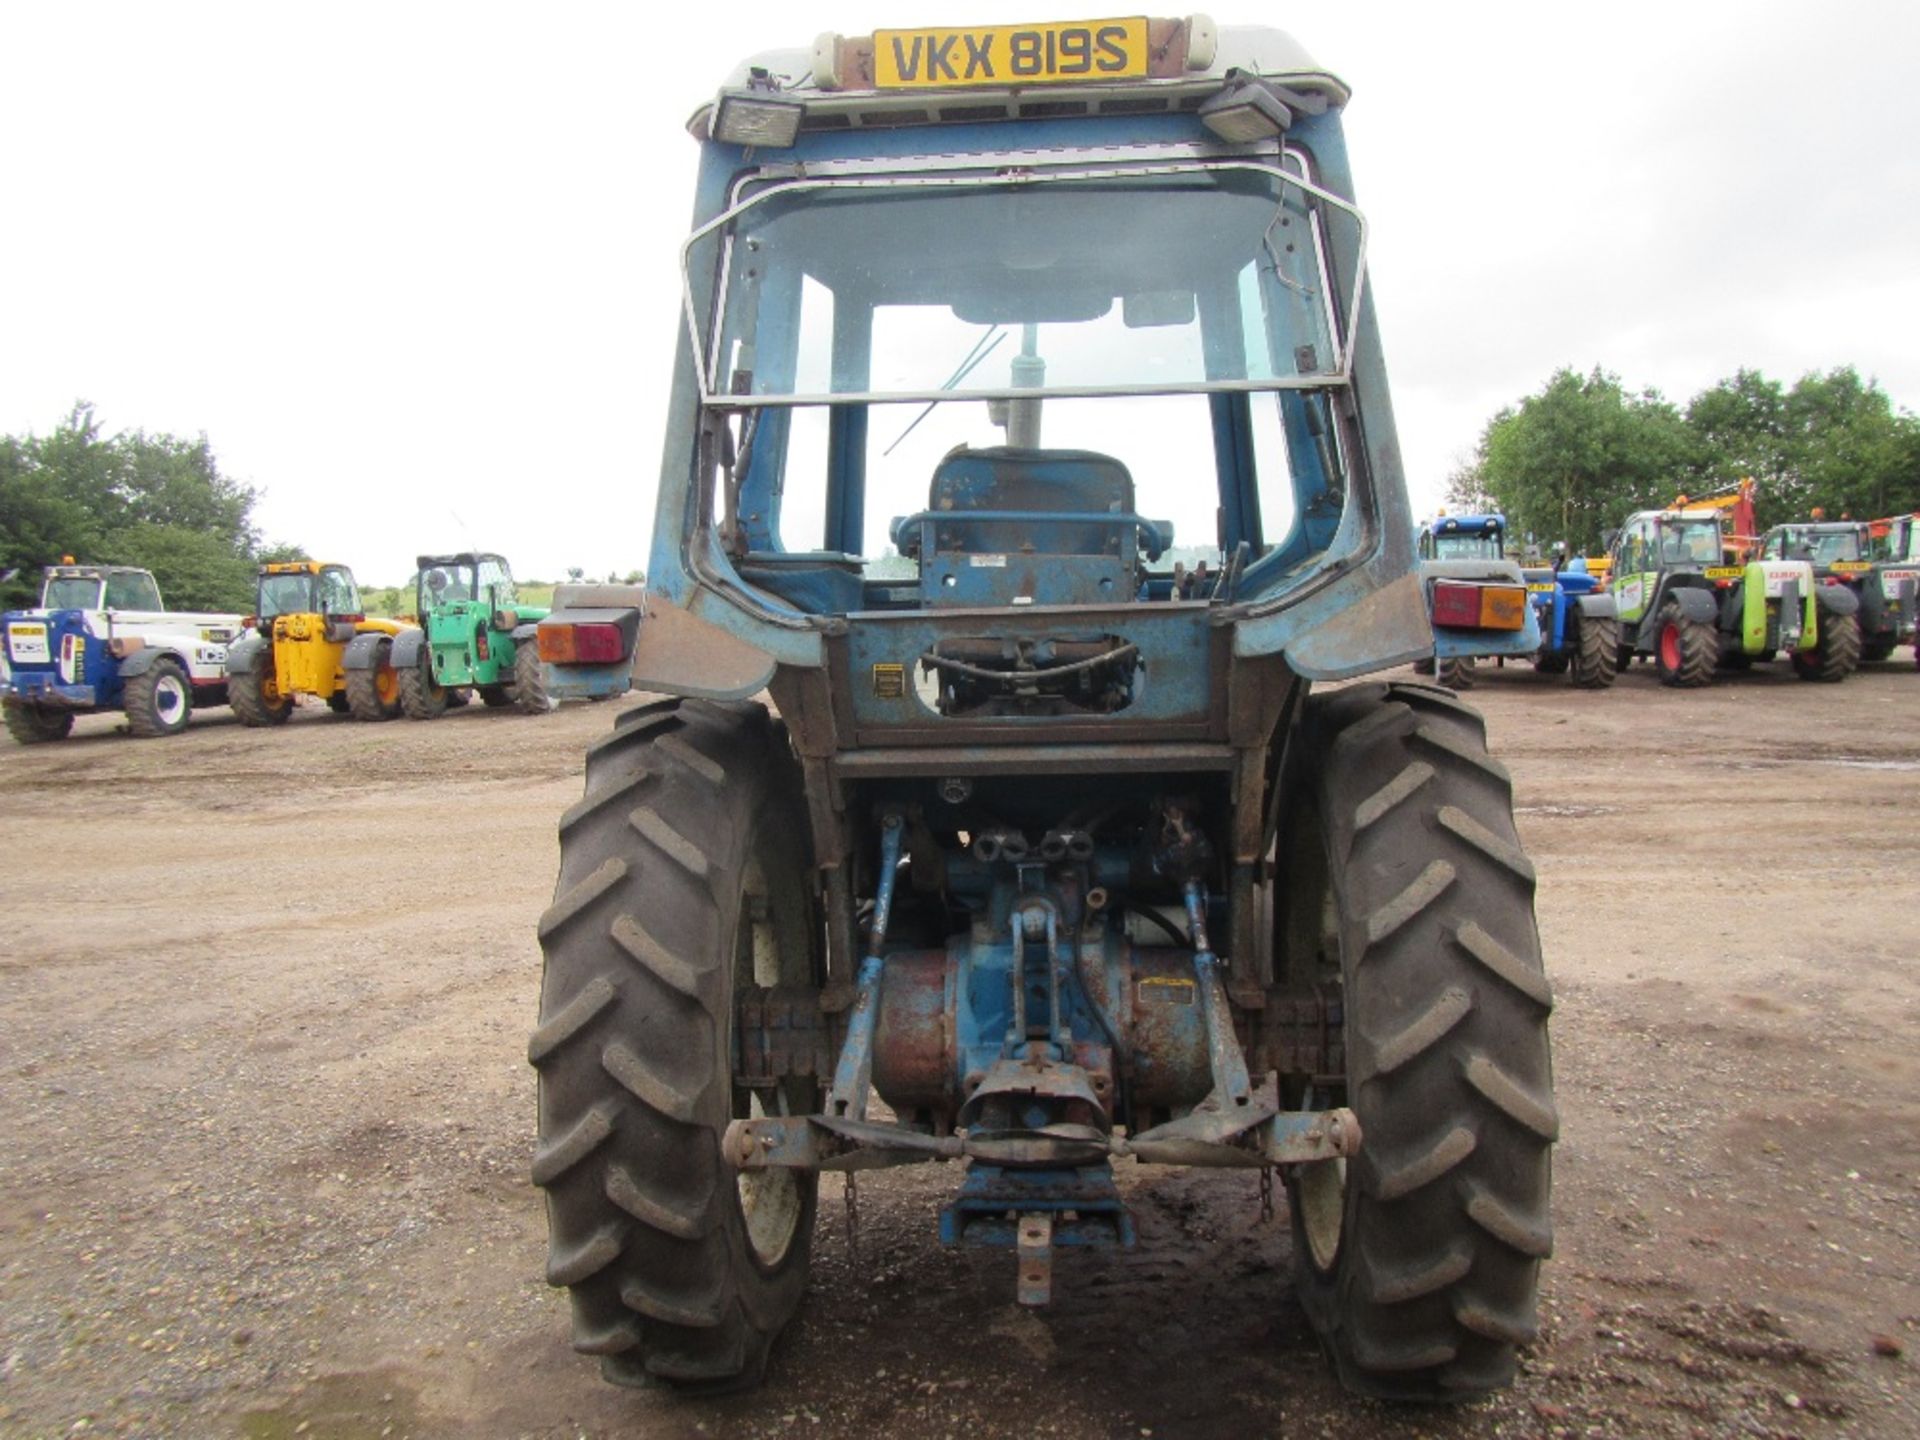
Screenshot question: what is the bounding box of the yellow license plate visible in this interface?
[1526,582,1557,593]
[1479,588,1528,630]
[874,17,1149,88]
[1830,561,1872,573]
[1704,566,1744,580]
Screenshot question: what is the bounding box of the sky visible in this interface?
[4,1,1918,584]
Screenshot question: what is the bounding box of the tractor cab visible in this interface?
[415,552,519,618]
[1873,514,1920,564]
[1760,522,1866,568]
[694,148,1364,629]
[543,12,1444,721]
[1418,513,1505,562]
[38,564,164,614]
[255,562,364,629]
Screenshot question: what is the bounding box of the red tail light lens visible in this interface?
[538,622,625,664]
[1431,581,1482,628]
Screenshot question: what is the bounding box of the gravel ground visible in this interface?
[0,655,1915,1438]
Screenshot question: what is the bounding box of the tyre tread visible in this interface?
[533,699,817,1391]
[1284,683,1554,1403]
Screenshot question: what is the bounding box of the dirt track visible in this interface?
[1,658,1917,1438]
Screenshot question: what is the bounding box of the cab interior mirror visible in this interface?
[1123,290,1196,328]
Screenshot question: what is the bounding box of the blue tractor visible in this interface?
[526,16,1554,1404]
[1412,513,1543,688]
[1521,550,1620,687]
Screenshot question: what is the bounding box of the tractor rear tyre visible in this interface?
[1792,610,1861,683]
[1279,681,1554,1401]
[515,641,555,714]
[326,692,352,715]
[229,667,293,726]
[399,650,447,720]
[531,699,822,1392]
[1569,615,1619,689]
[346,639,402,720]
[1653,602,1715,687]
[477,683,514,708]
[124,658,192,738]
[1411,657,1436,676]
[1435,655,1475,690]
[1533,651,1569,675]
[4,703,75,744]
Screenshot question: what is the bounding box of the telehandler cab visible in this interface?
[528,15,1555,1403]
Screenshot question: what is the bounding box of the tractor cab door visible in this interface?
[1610,518,1658,625]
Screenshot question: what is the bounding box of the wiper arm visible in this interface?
[882,326,1006,457]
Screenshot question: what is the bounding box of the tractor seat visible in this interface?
[890,447,1173,560]
[890,447,1173,608]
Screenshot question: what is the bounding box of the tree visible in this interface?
[1476,368,1698,553]
[1780,368,1920,524]
[1683,366,1920,528]
[109,522,258,612]
[1,402,300,612]
[1442,457,1493,515]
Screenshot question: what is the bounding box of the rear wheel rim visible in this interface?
[734,852,805,1270]
[1286,835,1348,1272]
[1659,621,1681,670]
[1298,1157,1348,1271]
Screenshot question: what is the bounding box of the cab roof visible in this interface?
[43,564,151,579]
[695,19,1348,138]
[1425,514,1504,535]
[416,552,507,570]
[260,561,336,575]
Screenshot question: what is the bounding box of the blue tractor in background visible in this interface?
[1521,550,1620,688]
[524,15,1554,1405]
[1412,513,1543,688]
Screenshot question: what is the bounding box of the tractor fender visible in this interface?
[1814,583,1859,617]
[389,626,428,669]
[511,621,541,645]
[1654,583,1718,625]
[1571,591,1617,621]
[115,645,187,679]
[1854,579,1886,630]
[224,632,268,676]
[341,630,396,671]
